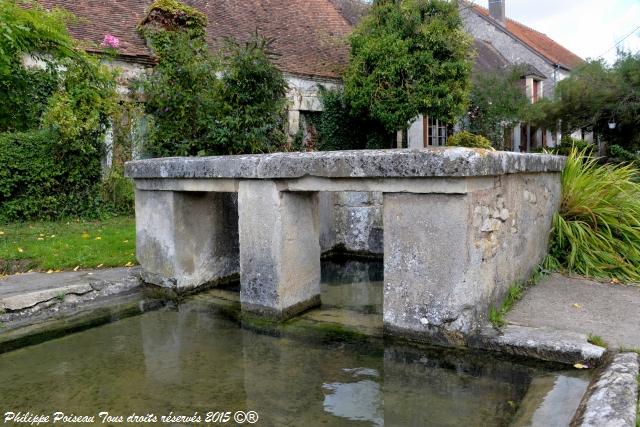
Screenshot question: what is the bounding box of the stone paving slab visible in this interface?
[506,274,640,349]
[0,267,141,314]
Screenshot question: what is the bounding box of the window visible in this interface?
[532,79,540,103]
[427,117,448,146]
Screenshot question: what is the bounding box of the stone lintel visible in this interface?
[126,148,565,180]
[135,178,240,192]
[133,176,496,194]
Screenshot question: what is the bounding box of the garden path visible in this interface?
[507,274,640,349]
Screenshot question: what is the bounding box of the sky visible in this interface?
[495,0,640,64]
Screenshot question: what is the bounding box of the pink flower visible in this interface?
[101,34,121,49]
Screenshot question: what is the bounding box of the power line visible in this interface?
[595,23,640,60]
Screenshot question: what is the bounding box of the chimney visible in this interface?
[488,0,506,25]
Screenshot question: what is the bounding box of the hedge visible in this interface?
[0,130,103,222]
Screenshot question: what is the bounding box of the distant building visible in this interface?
[407,0,584,151]
[35,0,583,152]
[36,0,352,139]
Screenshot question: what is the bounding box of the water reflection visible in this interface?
[0,260,588,426]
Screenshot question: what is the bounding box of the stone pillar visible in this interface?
[135,190,239,290]
[383,193,475,345]
[238,181,321,319]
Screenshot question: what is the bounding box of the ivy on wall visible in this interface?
[0,0,118,222]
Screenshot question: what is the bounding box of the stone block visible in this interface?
[383,173,561,343]
[238,181,321,319]
[135,190,239,290]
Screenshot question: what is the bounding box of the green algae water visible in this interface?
[0,260,588,426]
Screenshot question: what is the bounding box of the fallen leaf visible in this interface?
[46,270,53,274]
[37,237,44,241]
[572,303,583,309]
[0,231,4,235]
[73,266,80,272]
[50,235,55,238]
[96,263,104,268]
[573,363,589,370]
[123,240,129,243]
[81,233,90,239]
[610,278,621,285]
[125,262,133,267]
[17,247,24,253]
[27,269,33,273]
[54,269,61,273]
[95,236,102,240]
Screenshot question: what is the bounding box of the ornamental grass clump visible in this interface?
[546,149,640,283]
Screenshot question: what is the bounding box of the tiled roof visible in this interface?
[36,0,352,78]
[470,4,583,70]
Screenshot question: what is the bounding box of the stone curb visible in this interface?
[471,325,607,366]
[0,268,143,326]
[572,352,639,427]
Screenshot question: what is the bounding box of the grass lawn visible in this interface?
[0,216,136,274]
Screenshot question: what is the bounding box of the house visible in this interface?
[407,0,584,151]
[35,0,352,139]
[35,0,582,152]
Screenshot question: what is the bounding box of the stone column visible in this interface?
[383,192,479,344]
[135,190,239,290]
[238,181,321,319]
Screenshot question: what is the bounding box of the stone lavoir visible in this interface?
[126,148,565,343]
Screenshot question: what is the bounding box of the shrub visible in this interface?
[0,59,59,132]
[551,136,595,156]
[0,130,104,222]
[314,87,393,151]
[139,5,288,157]
[100,167,135,215]
[0,0,118,222]
[545,149,640,282]
[609,144,640,163]
[447,131,493,149]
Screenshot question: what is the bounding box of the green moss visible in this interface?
[143,0,207,31]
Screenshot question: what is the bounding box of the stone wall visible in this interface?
[383,172,561,342]
[320,192,384,256]
[459,7,570,98]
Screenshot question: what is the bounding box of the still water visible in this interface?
[0,260,587,426]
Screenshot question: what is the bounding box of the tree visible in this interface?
[0,0,79,75]
[343,0,473,134]
[464,65,531,149]
[534,52,640,151]
[139,1,288,157]
[0,0,118,221]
